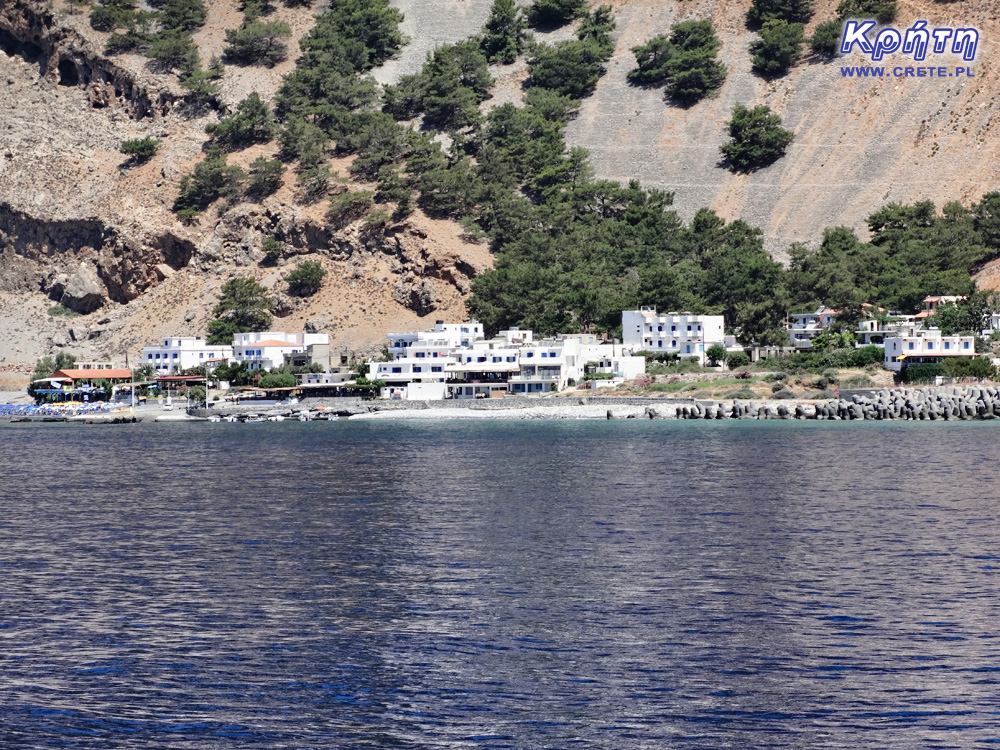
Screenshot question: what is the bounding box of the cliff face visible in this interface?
[1,0,998,367]
[0,0,488,366]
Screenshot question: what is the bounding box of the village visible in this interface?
[13,294,998,416]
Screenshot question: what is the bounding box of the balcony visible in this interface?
[508,375,560,384]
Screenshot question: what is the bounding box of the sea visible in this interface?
[1,419,999,748]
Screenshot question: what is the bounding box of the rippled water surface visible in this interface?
[2,419,1000,748]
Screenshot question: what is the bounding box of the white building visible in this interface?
[508,334,644,394]
[445,329,530,399]
[369,320,488,399]
[622,308,725,364]
[883,328,976,372]
[786,307,839,348]
[387,320,484,358]
[915,295,966,322]
[854,315,916,347]
[233,331,329,371]
[141,337,234,375]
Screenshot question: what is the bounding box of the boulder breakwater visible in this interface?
[671,385,1000,421]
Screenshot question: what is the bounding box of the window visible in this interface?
[478,357,487,363]
[392,367,402,374]
[964,341,971,349]
[908,342,915,350]
[657,325,663,332]
[526,352,534,358]
[415,352,425,358]
[413,366,422,373]
[672,341,677,348]
[671,325,676,332]
[687,325,692,332]
[433,352,438,358]
[945,341,951,350]
[493,357,500,363]
[199,353,204,359]
[147,354,153,360]
[540,352,546,358]
[432,366,442,373]
[507,356,516,362]
[927,342,933,350]
[154,353,160,359]
[658,341,663,348]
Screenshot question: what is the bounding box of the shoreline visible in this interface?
[6,385,1000,423]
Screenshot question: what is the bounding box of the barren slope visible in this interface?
[0,0,490,366]
[387,0,1000,257]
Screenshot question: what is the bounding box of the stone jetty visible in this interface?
[673,385,1000,421]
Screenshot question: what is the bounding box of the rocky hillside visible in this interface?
[1,0,998,367]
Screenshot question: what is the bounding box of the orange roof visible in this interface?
[241,339,298,348]
[52,369,133,380]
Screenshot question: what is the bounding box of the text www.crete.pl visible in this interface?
[841,66,975,78]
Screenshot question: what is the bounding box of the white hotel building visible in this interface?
[141,337,234,374]
[370,321,486,399]
[232,331,330,371]
[621,307,725,364]
[883,328,976,372]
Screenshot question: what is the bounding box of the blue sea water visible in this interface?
[1,419,999,748]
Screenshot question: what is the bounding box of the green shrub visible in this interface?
[901,363,943,383]
[207,276,273,344]
[173,150,246,215]
[262,236,284,262]
[47,305,82,319]
[525,0,584,29]
[748,0,813,26]
[727,351,751,369]
[480,0,528,64]
[941,356,997,380]
[158,0,208,31]
[328,191,374,225]
[285,260,326,297]
[205,93,276,149]
[628,21,726,104]
[245,157,286,198]
[120,137,160,163]
[750,19,804,78]
[841,374,874,388]
[90,0,136,32]
[720,104,794,172]
[258,373,297,388]
[186,385,207,403]
[223,19,292,66]
[146,27,199,72]
[772,388,796,399]
[810,20,843,58]
[527,39,610,100]
[836,0,896,24]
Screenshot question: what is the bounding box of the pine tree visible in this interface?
[480,0,527,64]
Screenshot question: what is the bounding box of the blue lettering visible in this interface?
[932,28,953,54]
[902,21,929,61]
[917,67,927,77]
[893,67,903,77]
[905,67,915,77]
[871,28,901,61]
[841,21,876,55]
[952,28,979,61]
